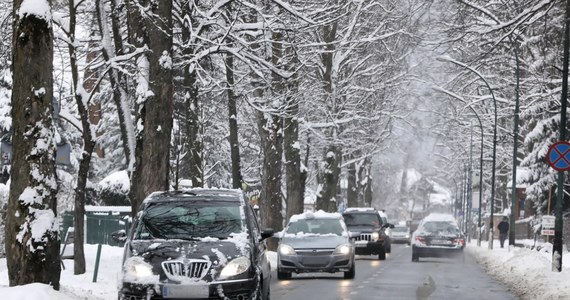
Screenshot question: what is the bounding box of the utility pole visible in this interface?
[509,35,521,248]
[468,121,474,242]
[553,0,570,272]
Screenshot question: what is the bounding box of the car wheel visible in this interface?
[277,268,291,280]
[386,243,392,254]
[378,249,386,260]
[412,250,419,262]
[344,262,355,279]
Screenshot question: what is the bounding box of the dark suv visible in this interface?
[342,208,393,260]
[117,189,273,300]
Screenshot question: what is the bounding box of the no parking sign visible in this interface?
[547,141,570,171]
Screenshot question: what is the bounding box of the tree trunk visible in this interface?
[316,146,342,212]
[257,108,283,250]
[129,0,174,211]
[68,0,93,275]
[6,0,61,288]
[98,0,135,173]
[184,71,202,187]
[226,50,242,189]
[347,158,358,208]
[364,165,373,207]
[179,2,203,188]
[283,52,302,221]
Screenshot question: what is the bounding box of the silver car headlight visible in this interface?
[278,244,296,255]
[124,257,154,278]
[371,232,380,241]
[334,244,352,255]
[220,256,251,279]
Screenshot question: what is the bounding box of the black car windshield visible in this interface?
[343,213,380,226]
[421,221,459,234]
[134,202,244,240]
[286,218,344,235]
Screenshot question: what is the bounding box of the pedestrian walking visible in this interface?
[497,216,509,248]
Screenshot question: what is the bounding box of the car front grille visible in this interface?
[354,234,372,242]
[296,249,334,256]
[161,260,210,280]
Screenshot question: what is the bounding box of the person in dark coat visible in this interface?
[497,216,509,248]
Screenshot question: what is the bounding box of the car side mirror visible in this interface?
[348,231,360,238]
[260,228,274,240]
[389,223,395,229]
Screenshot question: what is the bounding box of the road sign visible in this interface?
[542,229,555,236]
[547,141,570,171]
[542,215,555,228]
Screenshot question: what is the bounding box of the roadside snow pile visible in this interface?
[467,242,570,300]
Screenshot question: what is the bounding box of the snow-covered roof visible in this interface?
[289,210,342,223]
[85,205,131,213]
[344,207,376,213]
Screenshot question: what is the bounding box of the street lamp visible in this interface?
[437,55,498,250]
[432,86,486,246]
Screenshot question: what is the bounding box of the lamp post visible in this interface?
[438,55,498,250]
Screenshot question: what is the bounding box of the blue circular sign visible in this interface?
[547,141,570,171]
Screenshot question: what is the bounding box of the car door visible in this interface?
[247,205,271,289]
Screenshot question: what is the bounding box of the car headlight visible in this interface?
[371,232,380,241]
[278,244,296,255]
[220,256,251,279]
[334,244,352,255]
[124,257,154,278]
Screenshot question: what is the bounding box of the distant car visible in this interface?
[277,210,356,280]
[117,189,273,300]
[342,208,393,260]
[411,213,465,262]
[391,225,411,245]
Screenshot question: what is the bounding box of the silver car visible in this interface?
[277,211,356,280]
[391,225,411,245]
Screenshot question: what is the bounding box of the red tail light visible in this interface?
[415,236,426,244]
[453,238,465,246]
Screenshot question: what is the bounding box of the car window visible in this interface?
[134,202,244,240]
[393,226,409,232]
[421,221,458,234]
[286,219,344,235]
[343,213,380,226]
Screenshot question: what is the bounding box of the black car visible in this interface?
[342,208,393,260]
[117,189,273,300]
[411,213,465,262]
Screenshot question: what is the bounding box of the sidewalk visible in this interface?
[466,240,570,300]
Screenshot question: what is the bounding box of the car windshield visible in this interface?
[343,213,380,226]
[421,221,459,234]
[134,202,244,240]
[286,218,344,235]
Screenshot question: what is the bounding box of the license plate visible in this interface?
[355,241,367,247]
[431,239,451,245]
[162,284,209,298]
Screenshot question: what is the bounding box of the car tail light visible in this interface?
[415,236,426,244]
[453,238,465,246]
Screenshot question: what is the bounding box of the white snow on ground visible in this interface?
[1,241,570,299]
[467,240,570,300]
